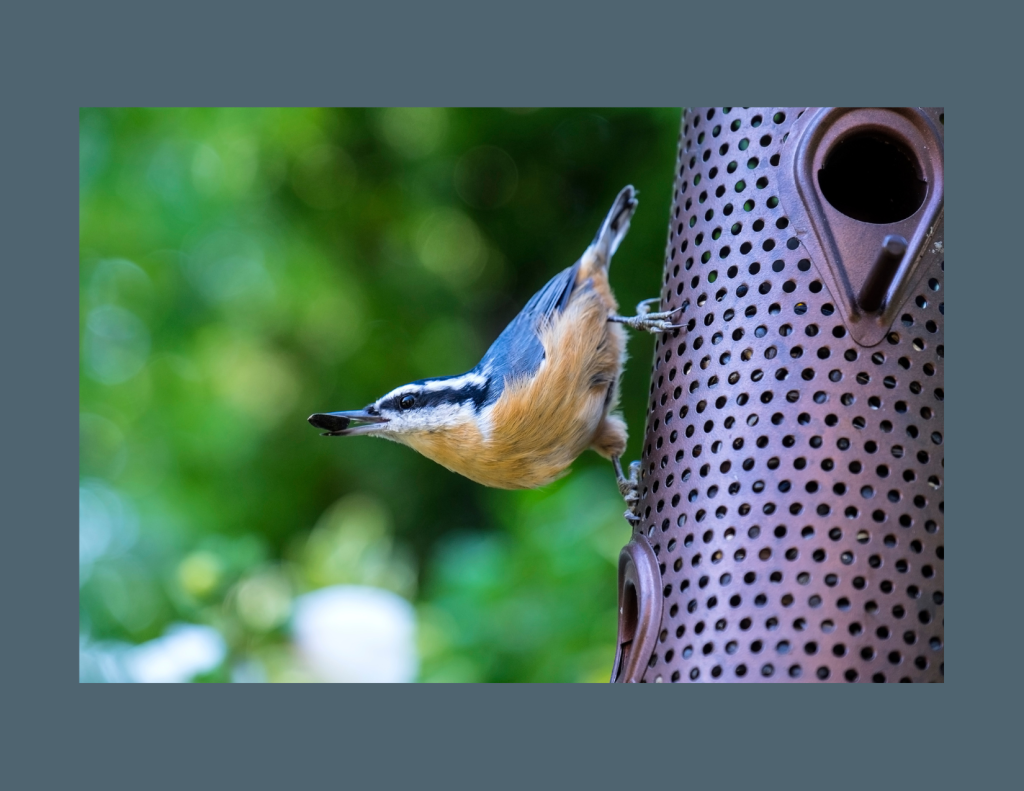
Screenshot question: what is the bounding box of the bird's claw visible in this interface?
[609,302,685,335]
[638,318,686,334]
[614,458,642,526]
[635,297,663,317]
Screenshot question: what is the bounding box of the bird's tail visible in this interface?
[589,185,638,269]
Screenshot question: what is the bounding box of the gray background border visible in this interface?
[3,0,1013,787]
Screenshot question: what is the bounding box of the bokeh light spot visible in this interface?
[80,413,127,480]
[416,209,485,284]
[84,305,150,385]
[454,145,519,209]
[377,108,448,158]
[234,568,292,632]
[186,229,272,304]
[290,145,355,210]
[178,551,223,599]
[191,144,225,195]
[199,332,300,425]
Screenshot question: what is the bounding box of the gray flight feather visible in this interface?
[474,259,585,405]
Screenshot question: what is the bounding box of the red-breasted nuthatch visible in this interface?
[309,186,681,521]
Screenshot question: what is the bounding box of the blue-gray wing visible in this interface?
[476,259,584,404]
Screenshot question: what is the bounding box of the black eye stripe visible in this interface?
[388,380,490,412]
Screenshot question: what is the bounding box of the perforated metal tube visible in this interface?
[622,108,944,683]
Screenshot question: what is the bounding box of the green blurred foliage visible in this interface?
[79,108,680,682]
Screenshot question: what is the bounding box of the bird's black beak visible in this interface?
[308,409,388,437]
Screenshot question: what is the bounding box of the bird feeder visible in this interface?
[611,107,944,683]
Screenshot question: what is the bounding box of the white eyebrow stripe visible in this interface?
[380,372,488,405]
[420,373,487,391]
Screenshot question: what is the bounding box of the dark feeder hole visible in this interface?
[818,131,927,224]
[818,130,927,313]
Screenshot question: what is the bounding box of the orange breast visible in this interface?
[405,281,628,489]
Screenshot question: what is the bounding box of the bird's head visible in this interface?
[308,372,491,443]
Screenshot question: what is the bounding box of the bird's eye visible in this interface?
[399,394,415,410]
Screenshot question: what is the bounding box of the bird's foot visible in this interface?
[613,456,642,525]
[609,299,684,334]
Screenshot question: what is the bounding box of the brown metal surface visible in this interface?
[626,108,944,683]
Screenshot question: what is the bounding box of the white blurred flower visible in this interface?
[292,586,417,683]
[123,623,226,683]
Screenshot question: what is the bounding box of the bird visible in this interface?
[308,186,681,522]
